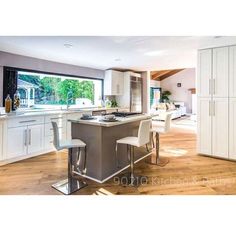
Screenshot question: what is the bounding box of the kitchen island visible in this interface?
[69,114,152,183]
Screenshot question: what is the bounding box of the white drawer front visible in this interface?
[8,116,44,128]
[45,114,66,123]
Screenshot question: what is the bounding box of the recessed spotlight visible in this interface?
[214,36,222,39]
[114,58,121,61]
[64,43,73,48]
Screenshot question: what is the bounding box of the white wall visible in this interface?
[150,80,160,87]
[0,51,105,106]
[160,68,196,113]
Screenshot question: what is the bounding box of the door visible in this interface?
[229,46,236,98]
[197,97,212,155]
[212,98,229,158]
[27,124,44,154]
[197,49,212,97]
[229,98,236,160]
[212,47,229,98]
[7,126,27,159]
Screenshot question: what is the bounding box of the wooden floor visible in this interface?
[1,126,236,195]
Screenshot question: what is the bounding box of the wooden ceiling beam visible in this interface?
[151,68,185,81]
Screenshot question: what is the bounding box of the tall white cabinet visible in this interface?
[197,45,236,160]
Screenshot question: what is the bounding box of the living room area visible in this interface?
[150,68,196,130]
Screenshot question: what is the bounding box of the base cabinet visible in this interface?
[27,124,44,155]
[7,126,27,159]
[6,124,44,159]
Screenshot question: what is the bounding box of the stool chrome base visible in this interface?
[119,173,148,187]
[52,178,87,195]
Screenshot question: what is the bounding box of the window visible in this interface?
[17,70,103,109]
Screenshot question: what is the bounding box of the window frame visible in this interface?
[3,66,104,107]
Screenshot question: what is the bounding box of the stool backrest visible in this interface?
[164,113,172,133]
[51,121,60,150]
[138,119,152,146]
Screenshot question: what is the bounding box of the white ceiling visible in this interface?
[1,36,236,71]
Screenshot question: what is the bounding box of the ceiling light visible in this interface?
[114,58,121,61]
[145,50,165,56]
[64,43,73,48]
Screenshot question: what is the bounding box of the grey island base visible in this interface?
[70,114,152,183]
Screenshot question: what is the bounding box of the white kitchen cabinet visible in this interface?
[229,98,236,160]
[104,70,124,95]
[197,46,232,160]
[7,126,27,159]
[27,124,44,154]
[212,47,229,98]
[0,121,4,160]
[197,97,212,155]
[229,46,236,98]
[197,49,212,97]
[212,98,229,158]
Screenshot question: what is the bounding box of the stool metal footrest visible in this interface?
[52,178,87,195]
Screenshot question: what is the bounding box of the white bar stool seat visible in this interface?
[51,121,87,195]
[116,119,152,187]
[146,113,172,166]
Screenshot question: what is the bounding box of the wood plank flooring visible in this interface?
[1,126,236,195]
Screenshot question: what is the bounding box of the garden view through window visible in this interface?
[17,71,103,109]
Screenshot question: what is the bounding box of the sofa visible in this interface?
[150,101,186,121]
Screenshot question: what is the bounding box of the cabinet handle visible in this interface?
[213,101,216,116]
[19,120,36,123]
[24,129,27,146]
[209,101,211,116]
[28,129,31,145]
[209,80,212,95]
[213,79,216,95]
[50,117,62,120]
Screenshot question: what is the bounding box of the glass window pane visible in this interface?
[17,71,102,109]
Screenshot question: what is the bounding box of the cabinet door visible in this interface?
[7,126,27,159]
[0,122,3,160]
[229,46,236,98]
[197,98,212,155]
[212,47,229,97]
[197,49,212,97]
[27,124,44,154]
[229,98,236,160]
[212,98,229,158]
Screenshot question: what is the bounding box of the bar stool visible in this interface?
[146,113,172,166]
[115,119,152,187]
[51,121,87,195]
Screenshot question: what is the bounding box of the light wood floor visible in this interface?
[1,126,236,195]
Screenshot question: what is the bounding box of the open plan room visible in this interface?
[1,36,236,195]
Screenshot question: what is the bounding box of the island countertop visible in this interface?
[69,114,151,127]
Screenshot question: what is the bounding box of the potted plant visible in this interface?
[161,90,171,103]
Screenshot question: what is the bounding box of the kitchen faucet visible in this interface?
[66,90,74,110]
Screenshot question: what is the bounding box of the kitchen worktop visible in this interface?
[0,107,123,120]
[69,114,151,127]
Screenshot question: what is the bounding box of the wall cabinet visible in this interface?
[229,98,236,160]
[197,49,212,97]
[197,98,212,156]
[211,98,229,158]
[104,70,124,95]
[212,47,229,98]
[229,46,236,98]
